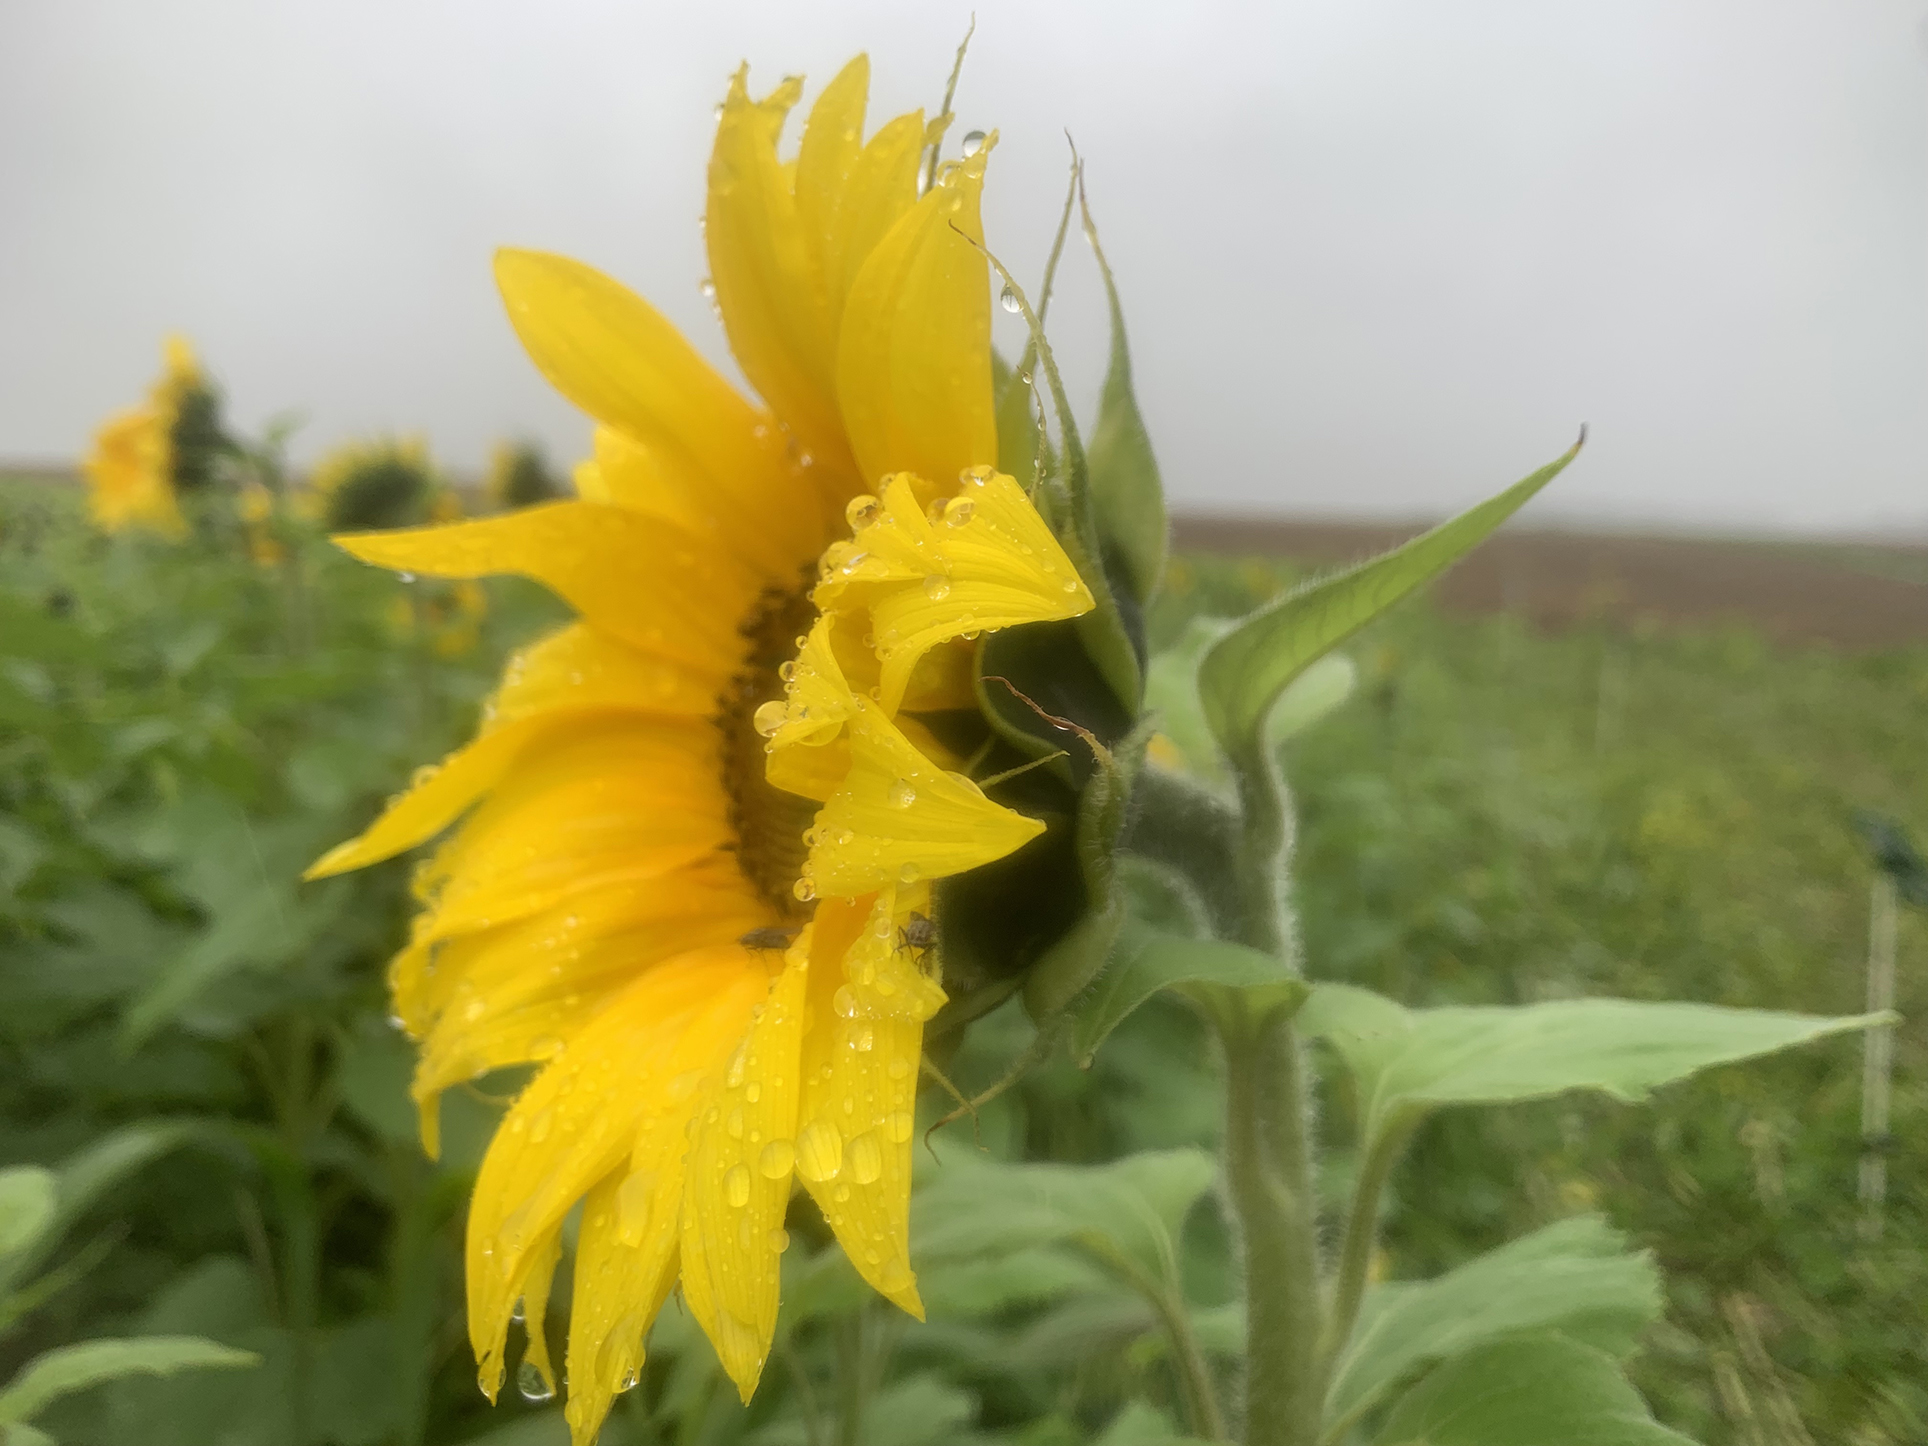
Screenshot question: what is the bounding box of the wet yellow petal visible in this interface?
[336,503,756,672]
[764,614,858,751]
[508,1230,563,1400]
[795,894,926,1316]
[467,950,765,1400]
[836,145,996,488]
[793,57,868,280]
[561,1161,681,1445]
[803,698,1043,899]
[308,625,715,880]
[679,947,808,1401]
[824,111,924,320]
[417,720,731,935]
[494,250,826,577]
[820,470,1095,712]
[709,70,848,477]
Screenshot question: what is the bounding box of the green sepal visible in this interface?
[1068,917,1305,1066]
[1081,188,1168,610]
[1021,718,1155,1025]
[992,348,1045,492]
[1200,437,1582,761]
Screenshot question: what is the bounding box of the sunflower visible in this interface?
[306,434,446,532]
[485,438,566,509]
[82,335,213,536]
[308,57,1097,1444]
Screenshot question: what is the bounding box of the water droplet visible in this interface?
[888,1055,912,1080]
[668,1069,703,1102]
[1062,578,1080,593]
[725,1045,748,1088]
[516,1359,554,1403]
[886,1110,915,1143]
[726,1107,745,1139]
[961,129,987,156]
[887,779,917,808]
[794,877,817,902]
[845,494,882,530]
[745,1081,761,1103]
[880,1257,913,1291]
[944,498,975,527]
[510,1298,525,1324]
[899,863,921,884]
[723,1163,752,1208]
[753,700,787,736]
[528,1107,554,1144]
[834,1183,851,1202]
[398,571,417,584]
[999,284,1021,314]
[922,574,951,601]
[619,1367,640,1393]
[833,985,858,1018]
[759,1138,796,1178]
[768,1228,791,1252]
[386,1011,407,1032]
[796,1120,844,1182]
[699,278,717,299]
[777,660,797,682]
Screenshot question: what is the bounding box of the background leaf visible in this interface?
[1071,920,1303,1065]
[0,1337,258,1426]
[1300,982,1885,1144]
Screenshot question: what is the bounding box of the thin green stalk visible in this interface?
[1088,1244,1226,1442]
[834,1307,868,1446]
[1316,1121,1411,1387]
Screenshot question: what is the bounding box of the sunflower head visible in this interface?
[309,53,1155,1446]
[82,334,233,537]
[309,435,443,532]
[485,438,565,510]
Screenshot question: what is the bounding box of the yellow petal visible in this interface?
[802,698,1043,899]
[835,145,997,489]
[507,1230,563,1401]
[678,946,808,1401]
[467,950,765,1400]
[824,111,925,321]
[709,69,849,477]
[795,894,926,1316]
[494,250,827,577]
[561,1161,681,1445]
[793,57,869,286]
[336,503,757,672]
[764,614,858,752]
[820,470,1096,712]
[417,720,732,936]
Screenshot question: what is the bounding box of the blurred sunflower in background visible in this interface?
[485,437,566,509]
[309,55,1101,1446]
[307,434,456,532]
[82,334,229,536]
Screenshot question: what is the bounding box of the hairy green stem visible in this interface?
[1082,1240,1227,1442]
[1220,1003,1323,1446]
[1316,1121,1410,1390]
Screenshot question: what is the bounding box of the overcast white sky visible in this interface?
[3,1,1923,534]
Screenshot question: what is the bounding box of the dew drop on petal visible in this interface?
[753,700,787,736]
[745,1081,761,1103]
[768,1228,791,1252]
[796,1120,844,1182]
[922,574,951,601]
[619,1368,640,1393]
[999,284,1021,314]
[887,779,916,808]
[1062,578,1081,593]
[726,1107,745,1139]
[847,1132,883,1184]
[945,499,974,527]
[794,877,817,902]
[961,128,987,156]
[899,863,921,884]
[516,1359,554,1403]
[854,1025,875,1053]
[723,1163,752,1208]
[886,1110,915,1143]
[845,494,882,530]
[616,1169,655,1245]
[880,1257,913,1291]
[888,1055,912,1080]
[699,278,717,299]
[832,985,858,1018]
[759,1138,796,1178]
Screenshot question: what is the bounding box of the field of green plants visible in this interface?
[2,476,1921,1446]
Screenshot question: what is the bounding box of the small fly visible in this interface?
[739,925,802,952]
[897,911,936,959]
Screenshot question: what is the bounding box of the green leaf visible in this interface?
[1300,983,1887,1146]
[914,1148,1217,1291]
[1147,623,1356,784]
[1071,919,1304,1065]
[1199,439,1581,759]
[1095,1400,1212,1446]
[1,1124,200,1296]
[1372,1333,1695,1445]
[1081,191,1167,609]
[0,1337,258,1426]
[0,1169,56,1262]
[1328,1217,1662,1431]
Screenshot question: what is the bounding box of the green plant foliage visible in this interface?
[0,1337,258,1428]
[1371,1334,1695,1446]
[1198,440,1581,761]
[1069,921,1303,1065]
[1326,1216,1661,1431]
[1299,984,1883,1148]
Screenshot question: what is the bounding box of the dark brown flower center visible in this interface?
[717,577,821,920]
